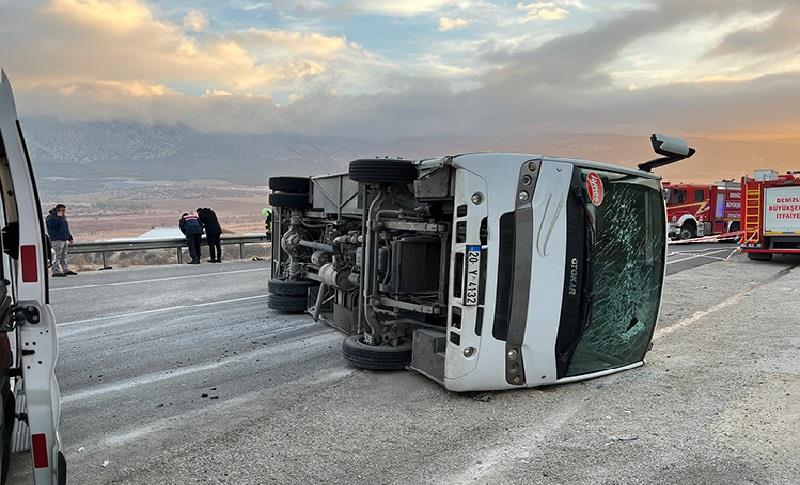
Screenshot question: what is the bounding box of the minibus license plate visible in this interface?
[464,245,481,306]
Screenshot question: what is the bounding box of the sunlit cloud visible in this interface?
[230,30,348,58]
[517,2,569,22]
[46,0,152,32]
[183,9,208,33]
[2,0,389,98]
[707,5,800,58]
[346,0,463,16]
[0,0,798,142]
[438,17,470,31]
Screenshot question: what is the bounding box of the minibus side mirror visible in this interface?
[638,133,696,172]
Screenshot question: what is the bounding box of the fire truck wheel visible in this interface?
[342,335,412,370]
[268,278,318,297]
[747,252,772,261]
[679,223,696,240]
[267,293,308,313]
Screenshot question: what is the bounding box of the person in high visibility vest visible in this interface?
[262,207,272,242]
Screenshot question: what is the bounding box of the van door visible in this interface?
[0,70,65,485]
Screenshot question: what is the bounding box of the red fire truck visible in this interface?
[740,171,800,261]
[663,181,741,239]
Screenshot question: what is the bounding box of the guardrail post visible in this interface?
[102,251,109,270]
[239,243,244,260]
[177,248,183,264]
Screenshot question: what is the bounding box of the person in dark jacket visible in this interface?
[197,207,223,263]
[179,212,204,264]
[45,204,76,277]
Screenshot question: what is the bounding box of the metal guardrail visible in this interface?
[69,233,270,268]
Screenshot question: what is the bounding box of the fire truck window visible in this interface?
[673,190,686,204]
[694,190,705,202]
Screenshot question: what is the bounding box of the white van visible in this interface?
[0,71,65,484]
[267,136,693,392]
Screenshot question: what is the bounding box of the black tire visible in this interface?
[267,293,308,313]
[729,222,740,233]
[342,335,412,370]
[268,278,318,297]
[747,252,772,261]
[0,379,13,485]
[348,159,417,184]
[268,192,311,210]
[679,223,697,240]
[269,177,311,194]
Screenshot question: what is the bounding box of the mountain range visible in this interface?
[21,117,800,185]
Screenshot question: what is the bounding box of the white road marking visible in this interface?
[654,284,754,340]
[50,267,269,291]
[57,294,268,327]
[194,294,267,307]
[95,367,358,448]
[61,330,338,405]
[667,246,735,256]
[666,249,731,265]
[444,403,580,483]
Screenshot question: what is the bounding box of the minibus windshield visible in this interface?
[558,168,665,377]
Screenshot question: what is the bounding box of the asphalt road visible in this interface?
[665,241,742,275]
[8,246,800,484]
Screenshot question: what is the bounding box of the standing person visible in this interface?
[45,204,75,277]
[179,212,203,264]
[197,207,222,263]
[262,207,272,242]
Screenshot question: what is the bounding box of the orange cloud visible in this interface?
[46,0,152,32]
[4,0,381,98]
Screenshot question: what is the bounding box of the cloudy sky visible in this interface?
[1,0,799,140]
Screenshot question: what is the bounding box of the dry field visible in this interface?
[39,178,268,240]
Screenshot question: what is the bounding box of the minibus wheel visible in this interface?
[268,192,311,210]
[268,177,311,194]
[342,335,412,370]
[268,278,318,297]
[267,293,308,313]
[348,159,417,184]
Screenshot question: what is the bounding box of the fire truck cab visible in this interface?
[663,181,741,239]
[741,171,800,261]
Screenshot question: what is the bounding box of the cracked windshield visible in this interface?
[566,169,666,377]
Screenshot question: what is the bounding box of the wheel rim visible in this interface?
[357,335,410,350]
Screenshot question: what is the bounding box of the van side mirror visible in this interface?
[638,134,695,172]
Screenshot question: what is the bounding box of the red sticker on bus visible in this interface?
[585,172,604,206]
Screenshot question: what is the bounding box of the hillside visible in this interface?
[21,118,800,185]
